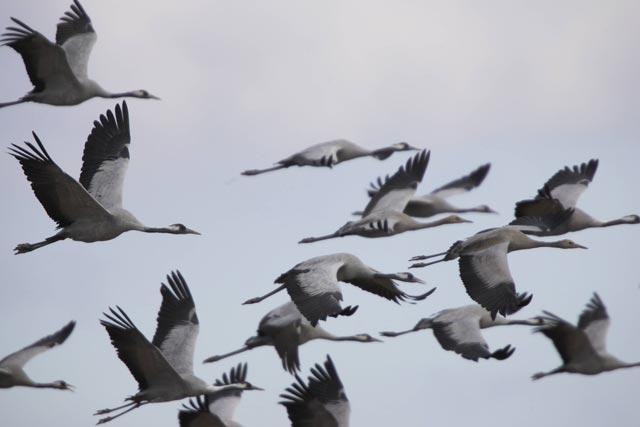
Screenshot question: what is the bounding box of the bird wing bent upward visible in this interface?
[280,355,349,427]
[430,163,491,198]
[152,271,200,377]
[178,395,224,427]
[0,321,75,369]
[535,311,599,365]
[9,133,111,228]
[55,0,96,79]
[79,102,131,210]
[101,307,184,391]
[537,159,598,208]
[577,293,610,356]
[1,18,79,92]
[362,150,430,216]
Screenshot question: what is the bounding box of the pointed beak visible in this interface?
[576,244,588,249]
[407,145,419,151]
[249,385,264,391]
[487,208,499,214]
[187,228,201,235]
[66,383,76,392]
[371,337,383,342]
[460,218,473,223]
[412,277,426,284]
[149,94,161,100]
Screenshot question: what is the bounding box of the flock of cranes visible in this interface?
[2,1,639,426]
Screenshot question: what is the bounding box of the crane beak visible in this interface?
[411,277,426,284]
[576,244,588,249]
[248,385,264,391]
[186,228,201,235]
[66,383,76,392]
[149,94,161,100]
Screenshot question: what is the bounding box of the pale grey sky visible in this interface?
[1,1,639,426]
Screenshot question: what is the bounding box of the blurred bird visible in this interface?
[510,159,639,235]
[300,150,471,243]
[532,293,640,380]
[241,139,417,175]
[381,304,543,361]
[0,0,158,108]
[280,355,350,427]
[178,363,262,427]
[204,301,380,373]
[355,163,495,218]
[9,101,199,254]
[243,253,435,326]
[0,321,75,390]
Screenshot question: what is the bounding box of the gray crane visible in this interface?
[0,321,75,390]
[510,159,639,235]
[241,139,417,175]
[532,293,640,380]
[95,271,260,424]
[280,355,350,427]
[356,163,495,218]
[9,101,199,254]
[243,253,435,326]
[178,363,262,427]
[381,304,543,361]
[410,225,586,319]
[0,0,158,108]
[203,301,380,373]
[299,150,471,244]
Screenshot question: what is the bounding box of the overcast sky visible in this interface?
[1,1,639,426]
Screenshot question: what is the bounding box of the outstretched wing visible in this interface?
[362,150,430,216]
[208,363,249,421]
[432,317,492,361]
[537,159,598,208]
[101,306,183,391]
[9,133,111,228]
[78,102,131,209]
[55,0,96,79]
[1,17,78,92]
[276,262,345,327]
[280,355,349,427]
[178,395,224,427]
[535,311,599,365]
[151,271,199,377]
[458,242,532,319]
[431,163,491,198]
[0,321,75,368]
[577,293,609,355]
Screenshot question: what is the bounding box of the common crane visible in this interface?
[203,301,380,373]
[0,321,75,391]
[178,363,262,427]
[0,0,158,108]
[381,304,543,361]
[510,159,639,235]
[355,163,495,218]
[95,271,260,424]
[9,101,199,254]
[299,150,471,244]
[280,355,350,427]
[241,139,417,175]
[410,226,586,319]
[243,253,435,326]
[532,293,640,380]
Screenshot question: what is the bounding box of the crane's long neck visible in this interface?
[414,217,454,230]
[487,317,540,327]
[370,147,396,160]
[142,226,173,234]
[598,215,640,227]
[30,382,61,389]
